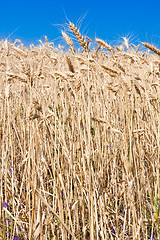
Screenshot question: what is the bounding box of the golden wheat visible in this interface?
[143,42,160,55]
[61,31,76,54]
[69,22,88,51]
[1,30,160,240]
[96,38,113,52]
[66,55,75,73]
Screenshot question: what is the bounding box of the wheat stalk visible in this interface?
[85,36,92,42]
[35,190,77,239]
[1,29,160,240]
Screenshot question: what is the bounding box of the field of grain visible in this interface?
[0,22,160,239]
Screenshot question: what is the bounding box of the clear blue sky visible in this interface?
[1,0,160,48]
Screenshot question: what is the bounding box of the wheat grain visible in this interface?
[136,44,140,53]
[54,71,68,80]
[116,46,121,52]
[132,43,137,49]
[117,63,125,73]
[85,36,92,42]
[45,36,48,42]
[95,44,101,53]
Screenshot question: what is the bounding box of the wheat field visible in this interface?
[0,23,160,239]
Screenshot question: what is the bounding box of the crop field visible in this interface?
[0,22,160,239]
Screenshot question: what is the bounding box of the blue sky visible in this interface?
[1,0,160,48]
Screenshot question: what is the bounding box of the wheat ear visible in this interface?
[136,44,140,53]
[61,31,76,53]
[143,42,160,55]
[85,36,92,42]
[69,22,88,51]
[122,37,130,50]
[96,38,112,52]
[66,55,75,73]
